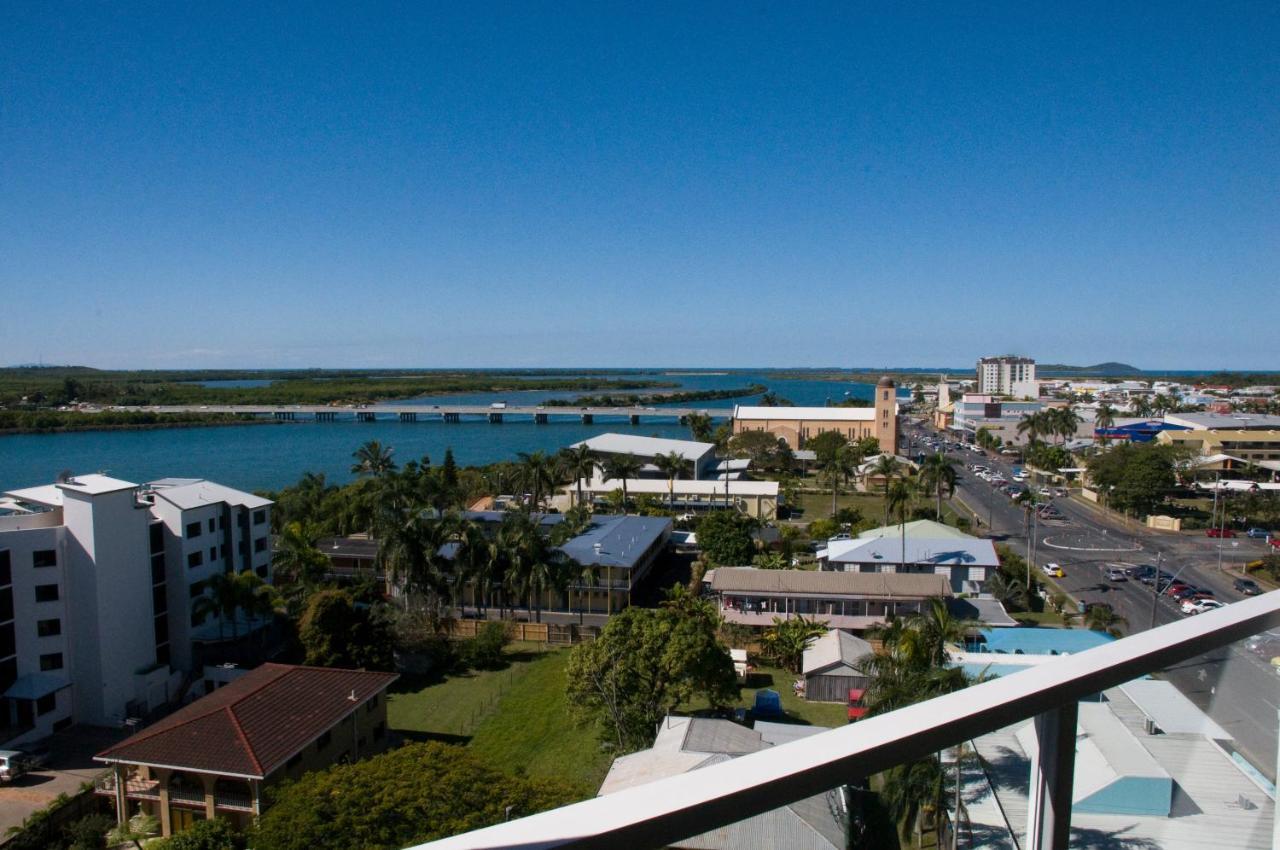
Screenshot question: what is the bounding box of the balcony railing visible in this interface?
[95,775,255,812]
[410,590,1280,850]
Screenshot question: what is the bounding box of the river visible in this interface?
[0,371,910,492]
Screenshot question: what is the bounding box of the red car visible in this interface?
[1206,528,1236,538]
[848,688,869,722]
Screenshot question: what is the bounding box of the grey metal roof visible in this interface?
[316,536,379,560]
[571,433,716,463]
[683,719,765,756]
[711,567,952,599]
[802,629,873,675]
[826,535,999,569]
[949,597,1018,627]
[557,514,672,570]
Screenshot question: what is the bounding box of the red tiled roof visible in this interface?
[95,664,397,778]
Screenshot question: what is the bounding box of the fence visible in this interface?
[445,620,600,646]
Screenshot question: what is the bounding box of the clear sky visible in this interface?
[3,3,1277,370]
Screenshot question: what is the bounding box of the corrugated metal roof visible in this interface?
[572,433,715,463]
[733,405,880,422]
[711,567,952,598]
[802,629,873,675]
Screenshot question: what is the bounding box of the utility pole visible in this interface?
[1148,552,1163,631]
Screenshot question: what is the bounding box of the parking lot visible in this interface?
[0,726,126,836]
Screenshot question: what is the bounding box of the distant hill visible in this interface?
[1038,362,1141,377]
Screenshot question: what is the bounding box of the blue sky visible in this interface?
[3,3,1277,370]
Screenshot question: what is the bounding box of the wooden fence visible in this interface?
[445,619,599,646]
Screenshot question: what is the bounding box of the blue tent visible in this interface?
[753,689,782,717]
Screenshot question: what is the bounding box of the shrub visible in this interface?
[460,621,509,670]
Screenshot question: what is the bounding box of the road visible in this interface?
[901,421,1280,783]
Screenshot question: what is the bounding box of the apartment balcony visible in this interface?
[410,591,1280,850]
[95,773,256,813]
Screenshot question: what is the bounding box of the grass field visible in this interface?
[387,644,611,794]
[793,489,969,530]
[387,647,849,797]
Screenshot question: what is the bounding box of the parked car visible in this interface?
[1246,528,1271,539]
[1105,567,1127,582]
[0,748,47,783]
[1234,578,1263,596]
[1182,599,1225,615]
[1206,528,1236,538]
[1042,563,1065,578]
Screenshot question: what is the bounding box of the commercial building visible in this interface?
[709,566,952,631]
[1155,413,1280,463]
[976,356,1038,398]
[732,376,899,453]
[819,519,999,592]
[0,474,272,744]
[570,433,719,480]
[95,663,396,837]
[599,715,847,850]
[950,394,1044,443]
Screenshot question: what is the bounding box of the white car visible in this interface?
[1181,599,1225,615]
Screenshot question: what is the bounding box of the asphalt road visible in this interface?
[901,422,1280,782]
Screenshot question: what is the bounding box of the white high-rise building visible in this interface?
[976,356,1038,398]
[0,474,272,744]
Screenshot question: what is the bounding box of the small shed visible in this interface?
[803,630,873,703]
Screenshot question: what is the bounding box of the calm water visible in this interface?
[0,371,903,492]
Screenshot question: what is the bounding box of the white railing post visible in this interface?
[1025,701,1078,850]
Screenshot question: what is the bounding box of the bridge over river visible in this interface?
[116,404,732,425]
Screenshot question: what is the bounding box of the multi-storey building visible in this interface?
[0,474,272,744]
[976,355,1038,398]
[732,375,899,452]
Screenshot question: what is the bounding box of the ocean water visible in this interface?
[0,371,900,492]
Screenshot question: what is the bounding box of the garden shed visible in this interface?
[802,630,873,703]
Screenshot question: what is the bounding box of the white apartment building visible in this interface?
[0,474,272,744]
[976,355,1038,398]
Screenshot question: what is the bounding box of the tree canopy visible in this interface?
[298,589,395,670]
[566,589,738,752]
[694,510,758,565]
[1086,441,1184,516]
[252,743,582,850]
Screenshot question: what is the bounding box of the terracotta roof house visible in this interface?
[94,663,397,838]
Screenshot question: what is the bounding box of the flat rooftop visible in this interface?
[571,433,715,463]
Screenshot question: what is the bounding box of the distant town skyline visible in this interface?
[4,5,1277,369]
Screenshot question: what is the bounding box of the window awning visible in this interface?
[4,673,71,700]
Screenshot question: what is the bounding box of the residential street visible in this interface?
[904,422,1280,782]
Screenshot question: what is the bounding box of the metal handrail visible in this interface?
[410,591,1280,850]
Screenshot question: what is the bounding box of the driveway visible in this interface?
[0,726,128,836]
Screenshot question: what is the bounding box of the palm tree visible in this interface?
[653,451,685,512]
[886,477,914,568]
[455,520,495,616]
[515,450,559,511]
[870,455,903,526]
[559,444,598,509]
[108,813,161,850]
[1085,605,1128,636]
[819,444,860,517]
[1016,412,1042,445]
[273,521,329,602]
[1095,403,1116,445]
[762,616,827,673]
[919,453,958,521]
[686,412,714,442]
[602,454,643,513]
[1053,405,1081,444]
[351,440,397,477]
[379,515,456,618]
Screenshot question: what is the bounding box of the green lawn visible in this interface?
[387,645,610,795]
[794,489,968,530]
[682,663,850,728]
[1011,610,1067,627]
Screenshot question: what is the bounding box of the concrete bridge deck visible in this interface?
[108,404,730,423]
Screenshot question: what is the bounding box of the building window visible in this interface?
[0,658,15,693]
[191,605,207,627]
[156,644,170,666]
[189,581,206,599]
[219,516,226,530]
[151,554,166,585]
[254,537,267,554]
[186,522,201,539]
[317,731,332,750]
[0,624,13,657]
[0,588,12,622]
[253,509,266,525]
[152,584,168,615]
[209,547,217,562]
[207,518,216,533]
[153,615,169,645]
[187,551,203,569]
[34,584,59,603]
[0,551,10,585]
[39,653,64,671]
[149,522,165,555]
[32,550,56,569]
[36,619,60,638]
[36,693,56,716]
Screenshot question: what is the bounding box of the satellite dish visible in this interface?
[55,470,74,484]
